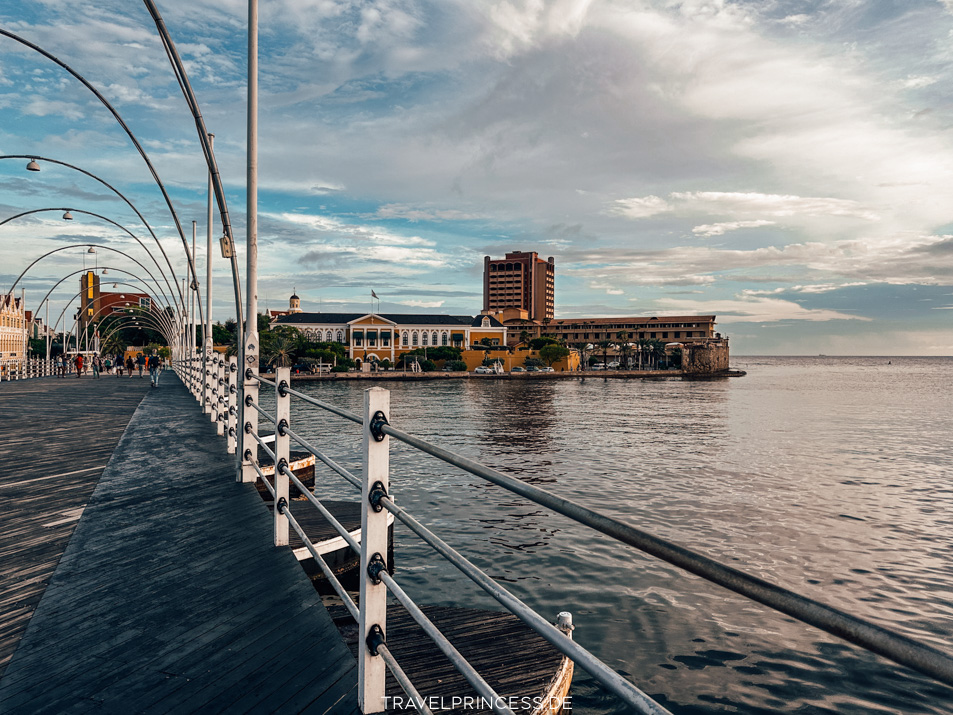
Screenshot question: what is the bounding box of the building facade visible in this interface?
[271,312,507,366]
[79,272,151,332]
[543,315,717,345]
[483,251,555,321]
[0,294,26,365]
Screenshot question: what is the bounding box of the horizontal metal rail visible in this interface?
[250,461,275,499]
[283,425,362,490]
[283,385,362,425]
[246,400,277,425]
[249,430,277,464]
[279,500,359,621]
[249,372,278,388]
[378,569,514,715]
[378,495,669,715]
[280,464,361,554]
[374,422,953,688]
[377,644,435,715]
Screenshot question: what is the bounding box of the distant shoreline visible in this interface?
[262,368,745,381]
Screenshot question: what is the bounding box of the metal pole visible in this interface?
[240,0,260,483]
[205,133,214,413]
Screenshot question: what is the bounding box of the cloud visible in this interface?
[654,295,871,323]
[375,204,486,221]
[396,299,445,308]
[692,220,775,237]
[610,195,671,219]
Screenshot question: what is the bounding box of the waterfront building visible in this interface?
[483,251,555,321]
[271,311,507,368]
[0,293,26,366]
[485,310,717,345]
[78,272,151,333]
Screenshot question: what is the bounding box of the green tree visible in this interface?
[419,359,437,372]
[449,360,467,371]
[539,344,570,367]
[529,336,561,351]
[262,335,296,369]
[598,339,613,368]
[617,331,631,369]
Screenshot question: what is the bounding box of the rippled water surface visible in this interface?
[279,357,953,713]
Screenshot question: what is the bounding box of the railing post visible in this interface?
[274,366,290,546]
[205,354,214,416]
[240,333,260,483]
[227,356,238,454]
[359,386,390,714]
[216,358,225,437]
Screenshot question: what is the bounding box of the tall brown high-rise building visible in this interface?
[483,251,555,321]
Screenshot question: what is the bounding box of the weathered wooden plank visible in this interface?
[0,374,361,714]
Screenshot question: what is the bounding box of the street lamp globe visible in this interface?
[26,159,40,172]
[62,211,73,220]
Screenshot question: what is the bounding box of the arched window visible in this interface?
[431,332,438,346]
[325,330,333,342]
[441,332,448,346]
[402,332,409,347]
[336,330,344,342]
[482,316,490,328]
[412,332,418,346]
[422,332,429,346]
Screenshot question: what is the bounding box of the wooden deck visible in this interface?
[0,374,151,678]
[0,373,361,714]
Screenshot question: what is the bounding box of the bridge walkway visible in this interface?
[0,372,361,714]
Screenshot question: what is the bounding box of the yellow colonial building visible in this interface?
[271,311,507,367]
[1,293,27,368]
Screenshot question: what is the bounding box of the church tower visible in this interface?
[289,289,302,314]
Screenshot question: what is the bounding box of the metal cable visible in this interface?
[246,400,277,425]
[279,502,358,621]
[377,422,953,688]
[249,431,277,463]
[379,495,670,714]
[279,464,360,554]
[283,425,362,490]
[251,461,275,499]
[282,385,362,425]
[378,570,515,715]
[377,644,435,715]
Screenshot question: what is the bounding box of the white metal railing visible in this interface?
[170,358,953,715]
[0,358,57,381]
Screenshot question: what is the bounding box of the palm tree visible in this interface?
[597,339,613,369]
[263,336,296,369]
[617,331,630,369]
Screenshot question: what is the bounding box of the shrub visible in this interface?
[420,359,437,372]
[331,365,349,373]
[449,360,467,371]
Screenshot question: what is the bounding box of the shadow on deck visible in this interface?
[0,372,360,714]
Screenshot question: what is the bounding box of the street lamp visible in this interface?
[26,158,40,172]
[62,211,73,220]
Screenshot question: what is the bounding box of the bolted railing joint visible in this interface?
[277,379,289,397]
[243,448,253,462]
[367,553,387,585]
[366,624,385,657]
[276,496,288,514]
[277,418,289,436]
[369,410,389,442]
[245,367,254,380]
[368,481,388,513]
[244,421,253,433]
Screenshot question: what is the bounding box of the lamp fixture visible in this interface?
[26,159,40,172]
[62,211,73,220]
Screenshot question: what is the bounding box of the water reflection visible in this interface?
[288,359,953,713]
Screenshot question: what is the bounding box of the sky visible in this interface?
[0,0,951,355]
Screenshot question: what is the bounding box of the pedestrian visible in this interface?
[148,350,160,387]
[75,353,83,378]
[126,355,134,377]
[92,354,101,379]
[55,354,63,377]
[136,352,145,378]
[116,355,123,376]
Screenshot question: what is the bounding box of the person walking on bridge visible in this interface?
[126,355,134,377]
[148,350,160,388]
[74,353,83,378]
[136,352,145,378]
[55,354,63,378]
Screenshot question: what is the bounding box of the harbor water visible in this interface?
[277,356,953,713]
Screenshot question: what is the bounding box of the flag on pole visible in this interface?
[371,290,378,299]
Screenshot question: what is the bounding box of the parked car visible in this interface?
[590,363,606,370]
[525,365,540,372]
[511,366,525,373]
[540,366,554,372]
[474,366,492,374]
[607,361,620,369]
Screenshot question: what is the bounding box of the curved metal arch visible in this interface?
[57,289,176,355]
[98,316,174,355]
[0,29,205,331]
[0,207,178,310]
[0,154,186,310]
[10,244,170,314]
[84,302,176,346]
[33,266,160,327]
[77,283,177,339]
[53,283,176,340]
